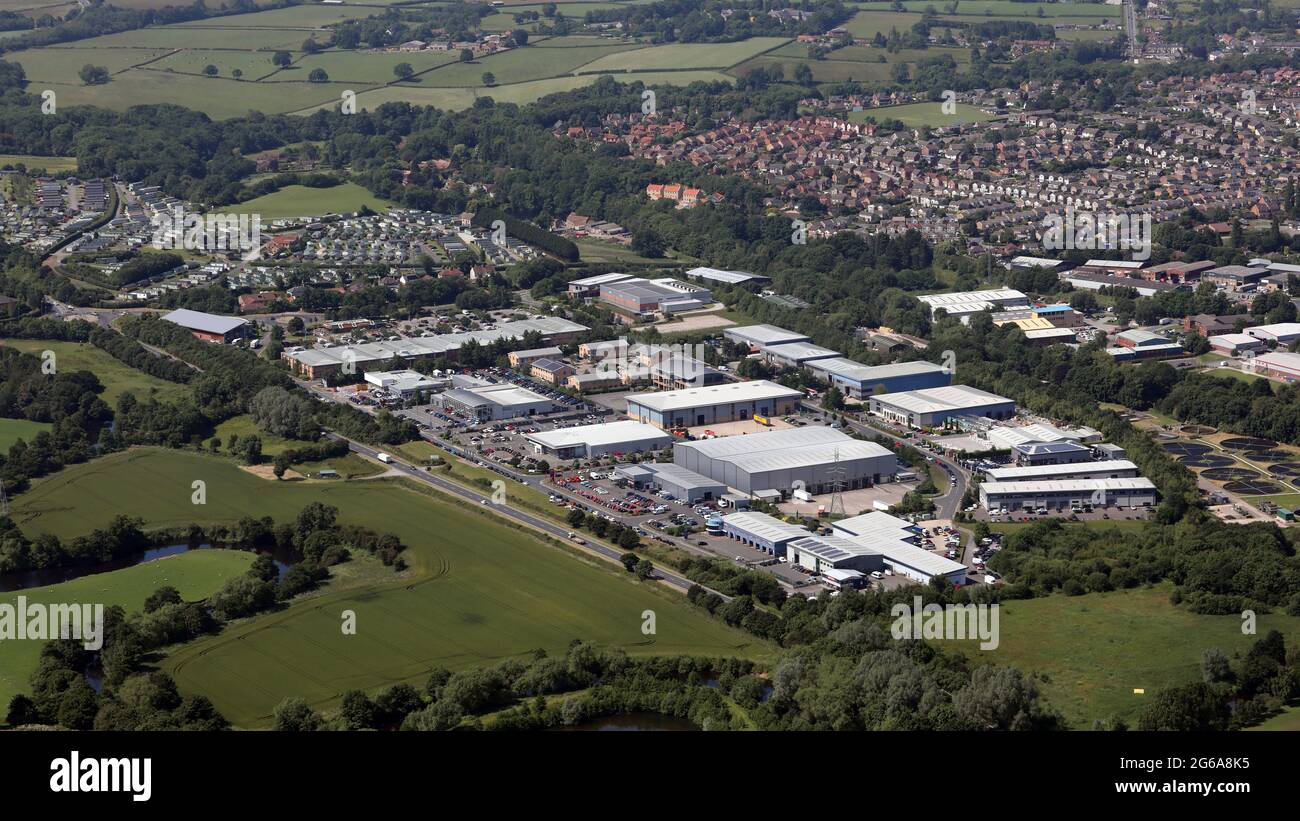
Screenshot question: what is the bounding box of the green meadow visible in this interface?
[0,339,191,406]
[850,101,997,127]
[0,417,52,451]
[10,449,768,725]
[951,585,1300,728]
[0,549,254,711]
[219,182,394,220]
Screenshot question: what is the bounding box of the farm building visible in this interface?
[673,426,897,495]
[624,380,802,429]
[868,385,1016,428]
[525,420,672,460]
[806,359,951,399]
[161,308,250,343]
[979,478,1157,511]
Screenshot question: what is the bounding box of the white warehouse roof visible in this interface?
[722,511,812,543]
[980,477,1157,494]
[983,460,1138,482]
[525,420,670,451]
[625,380,802,412]
[872,384,1014,414]
[161,308,248,335]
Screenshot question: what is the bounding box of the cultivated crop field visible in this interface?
[10,449,767,725]
[0,339,191,406]
[0,549,254,710]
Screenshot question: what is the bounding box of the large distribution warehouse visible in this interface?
[807,359,951,399]
[525,420,673,460]
[869,385,1016,427]
[673,426,897,495]
[979,477,1157,511]
[625,380,803,429]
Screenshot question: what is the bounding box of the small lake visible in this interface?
[555,712,699,732]
[0,543,294,592]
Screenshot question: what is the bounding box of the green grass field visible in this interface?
[209,415,381,479]
[11,449,768,725]
[0,417,52,451]
[951,585,1300,728]
[853,0,1118,16]
[145,48,304,81]
[220,183,393,220]
[576,37,790,72]
[285,48,461,84]
[0,339,190,406]
[422,42,639,85]
[851,101,997,127]
[0,154,77,173]
[14,46,173,84]
[0,549,254,712]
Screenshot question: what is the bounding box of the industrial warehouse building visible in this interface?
[599,277,711,315]
[761,340,841,368]
[979,478,1157,511]
[1245,323,1300,346]
[984,422,1102,450]
[720,509,966,583]
[161,309,250,343]
[673,426,898,495]
[723,324,811,350]
[807,359,951,399]
[525,420,672,460]
[720,511,815,555]
[440,383,559,421]
[916,289,1029,322]
[613,462,725,503]
[1012,441,1094,466]
[983,460,1139,483]
[868,385,1016,428]
[787,535,885,575]
[831,511,968,584]
[1251,351,1300,381]
[283,317,588,379]
[363,369,446,397]
[625,380,803,429]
